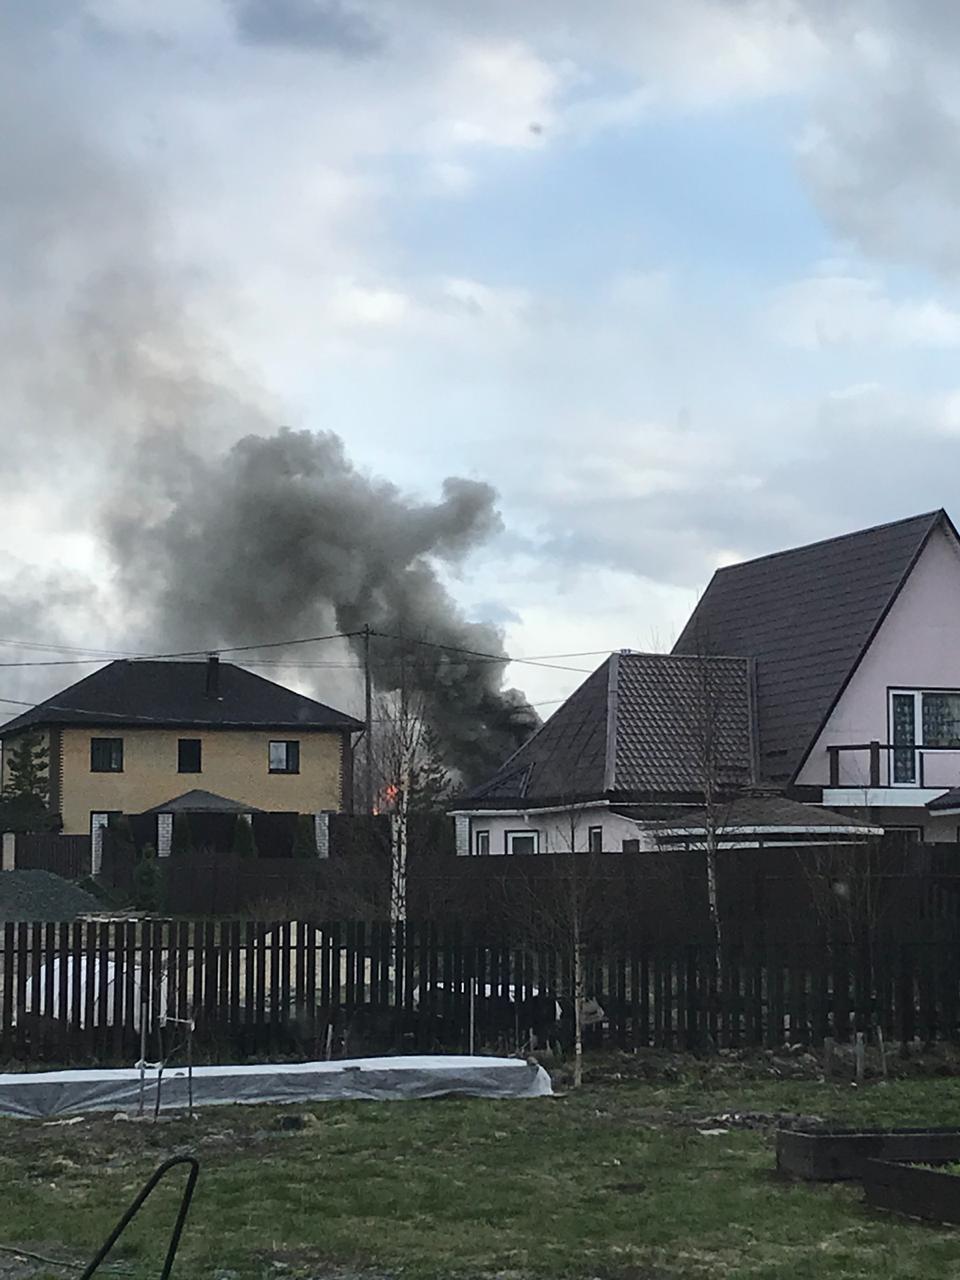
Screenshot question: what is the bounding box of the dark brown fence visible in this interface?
[14,834,91,879]
[160,854,391,916]
[3,918,960,1066]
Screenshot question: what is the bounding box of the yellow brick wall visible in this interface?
[29,727,347,835]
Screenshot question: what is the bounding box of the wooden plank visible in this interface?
[192,921,204,1018]
[294,920,307,1023]
[1,923,14,1058]
[833,946,851,1044]
[175,921,189,1025]
[276,919,291,1040]
[81,922,96,1057]
[768,952,785,1049]
[229,921,242,1031]
[139,920,153,1054]
[255,922,268,1053]
[204,919,218,1026]
[111,923,124,1061]
[94,922,109,1060]
[305,921,318,1055]
[123,921,137,1056]
[57,922,70,1029]
[243,921,257,1044]
[14,923,28,1058]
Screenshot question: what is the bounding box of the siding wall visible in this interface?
[797,525,960,790]
[457,805,655,855]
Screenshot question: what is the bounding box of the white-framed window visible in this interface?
[587,825,603,853]
[890,689,960,784]
[474,829,490,856]
[505,829,540,855]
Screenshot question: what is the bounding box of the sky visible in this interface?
[3,0,960,720]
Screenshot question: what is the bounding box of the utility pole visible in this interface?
[363,624,374,814]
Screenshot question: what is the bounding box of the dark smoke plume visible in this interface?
[108,427,539,784]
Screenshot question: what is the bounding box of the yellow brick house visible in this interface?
[0,656,363,855]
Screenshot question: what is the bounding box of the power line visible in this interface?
[0,634,605,673]
[368,630,594,673]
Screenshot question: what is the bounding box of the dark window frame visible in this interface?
[178,738,202,774]
[269,740,301,774]
[90,737,124,773]
[587,825,603,853]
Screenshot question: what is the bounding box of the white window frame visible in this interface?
[474,829,490,856]
[587,825,603,853]
[505,829,540,855]
[889,688,960,786]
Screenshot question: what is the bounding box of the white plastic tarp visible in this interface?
[0,1055,552,1118]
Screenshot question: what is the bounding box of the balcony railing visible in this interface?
[827,741,960,789]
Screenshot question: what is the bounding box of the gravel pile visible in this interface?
[0,870,101,923]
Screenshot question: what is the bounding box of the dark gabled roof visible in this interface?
[0,660,363,736]
[461,652,754,807]
[926,787,960,814]
[141,789,265,815]
[673,510,952,785]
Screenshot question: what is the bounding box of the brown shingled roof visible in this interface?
[463,651,754,806]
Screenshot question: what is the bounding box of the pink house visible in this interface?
[456,509,960,853]
[675,508,960,842]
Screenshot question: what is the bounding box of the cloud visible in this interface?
[794,2,960,274]
[768,271,960,349]
[229,0,382,56]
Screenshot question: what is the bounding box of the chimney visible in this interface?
[205,653,221,699]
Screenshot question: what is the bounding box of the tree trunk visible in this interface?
[573,939,584,1089]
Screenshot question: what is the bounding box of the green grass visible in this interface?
[3,1060,960,1280]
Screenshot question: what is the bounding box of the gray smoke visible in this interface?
[0,7,538,784]
[106,427,539,784]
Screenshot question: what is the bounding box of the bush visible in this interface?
[133,843,162,912]
[232,815,259,858]
[293,813,318,858]
[171,813,194,857]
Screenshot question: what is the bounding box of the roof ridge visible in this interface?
[711,509,944,575]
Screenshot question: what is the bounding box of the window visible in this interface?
[891,690,960,784]
[269,740,300,773]
[622,838,640,853]
[474,829,490,856]
[588,825,603,853]
[923,693,960,748]
[505,830,540,855]
[90,738,123,772]
[178,739,202,773]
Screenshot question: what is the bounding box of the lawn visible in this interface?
[3,1055,960,1280]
